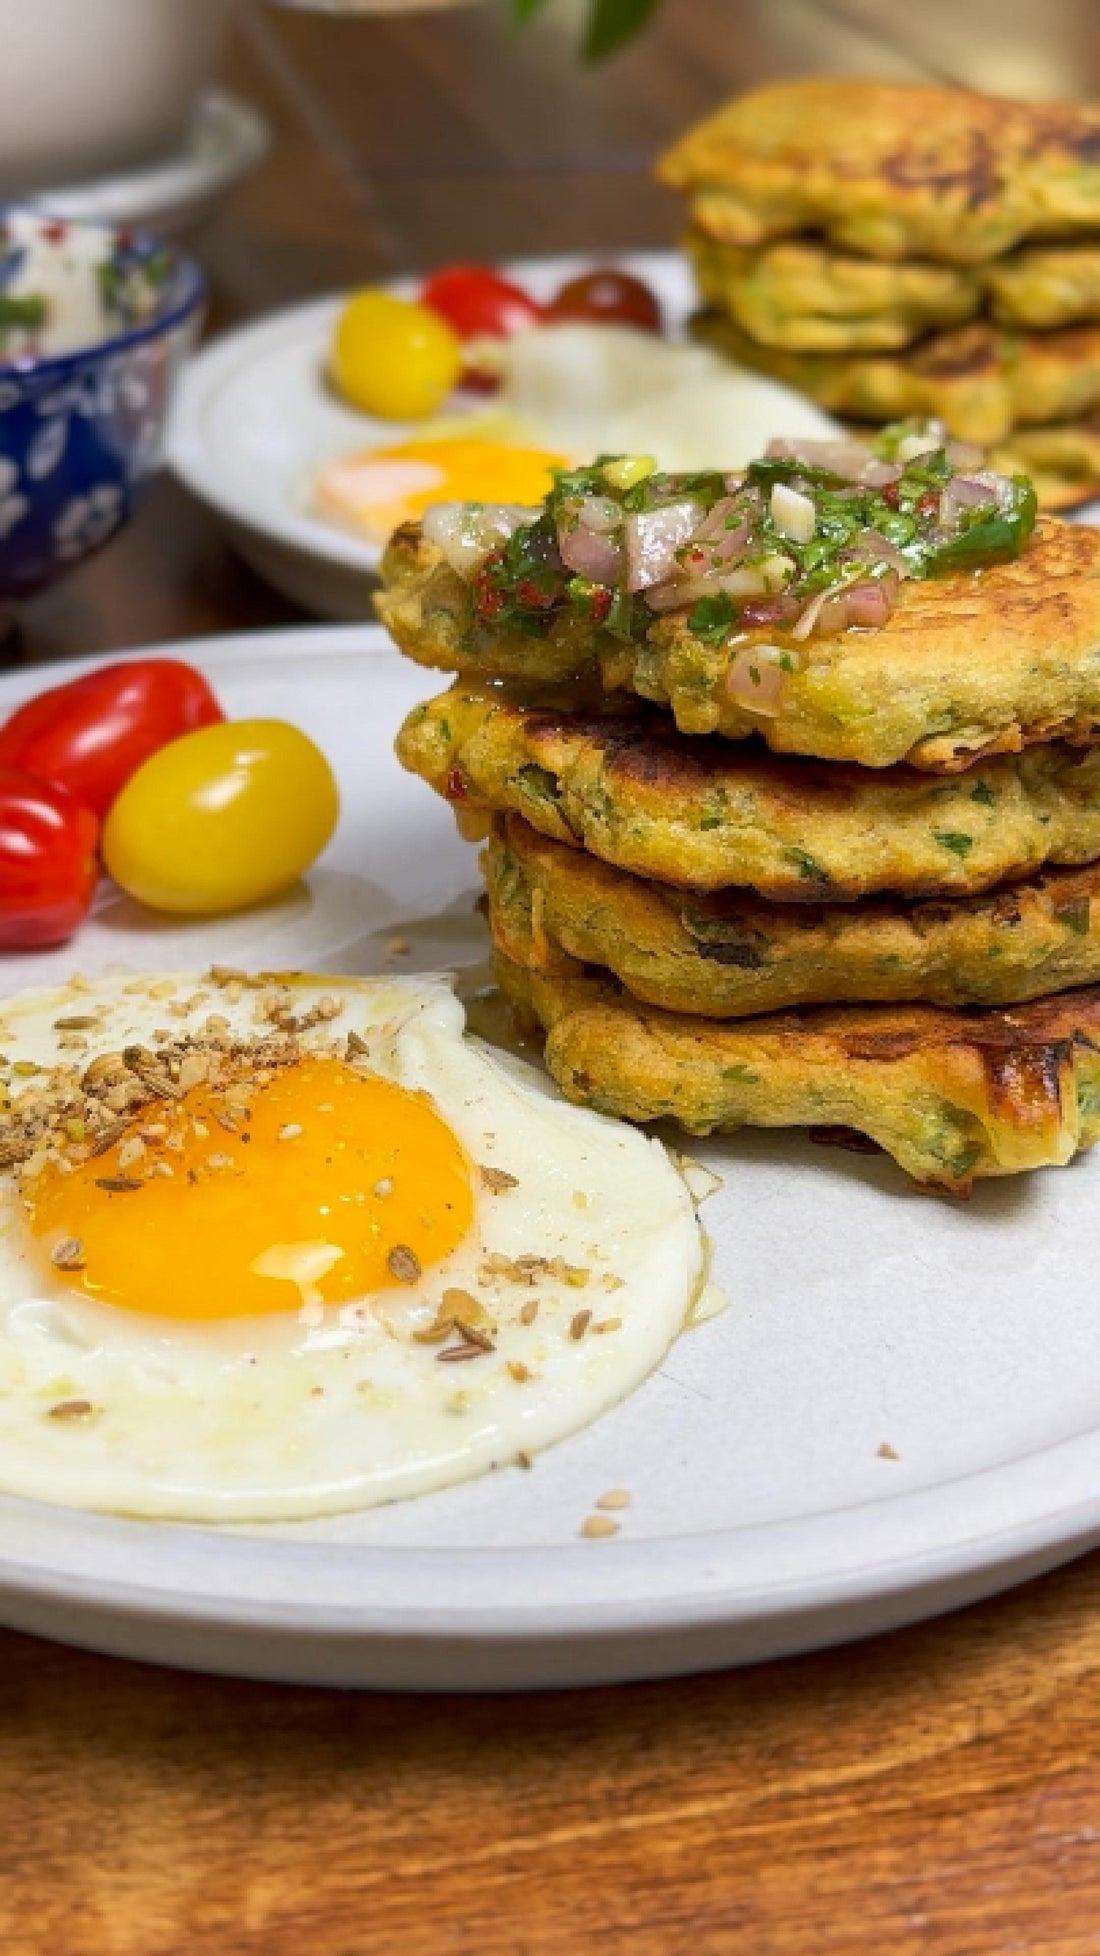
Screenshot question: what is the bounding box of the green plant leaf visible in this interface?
[511,0,550,21]
[583,0,662,59]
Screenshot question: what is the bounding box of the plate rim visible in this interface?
[3,620,1100,1661]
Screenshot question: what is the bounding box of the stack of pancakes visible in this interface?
[659,79,1100,510]
[380,499,1100,1196]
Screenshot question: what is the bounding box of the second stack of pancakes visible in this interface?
[381,442,1100,1193]
[659,77,1100,511]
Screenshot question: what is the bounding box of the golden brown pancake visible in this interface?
[486,814,1100,1017]
[692,312,1100,448]
[379,519,1100,772]
[398,683,1100,901]
[658,79,1100,264]
[688,229,981,353]
[689,232,1100,356]
[989,421,1100,511]
[496,950,1100,1194]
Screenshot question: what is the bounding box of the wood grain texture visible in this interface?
[7,4,1100,1948]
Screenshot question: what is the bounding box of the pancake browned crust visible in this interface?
[692,312,1100,447]
[486,814,1100,1018]
[495,951,1100,1194]
[689,232,1100,353]
[398,684,1100,901]
[379,520,1100,773]
[658,79,1100,265]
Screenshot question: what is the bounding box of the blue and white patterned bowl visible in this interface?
[0,209,205,601]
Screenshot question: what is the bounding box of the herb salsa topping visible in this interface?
[419,421,1038,667]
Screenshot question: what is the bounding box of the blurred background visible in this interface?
[6,0,1096,654]
[191,0,1100,303]
[4,0,1096,314]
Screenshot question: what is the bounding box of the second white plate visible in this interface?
[169,251,696,619]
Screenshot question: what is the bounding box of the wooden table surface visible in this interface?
[8,4,1100,1949]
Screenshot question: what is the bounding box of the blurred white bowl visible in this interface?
[0,0,240,194]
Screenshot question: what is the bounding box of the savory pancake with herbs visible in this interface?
[486,814,1100,1017]
[378,434,1100,772]
[989,421,1100,512]
[496,951,1100,1194]
[688,229,982,354]
[689,232,1100,355]
[692,313,1100,448]
[658,79,1100,264]
[399,684,1100,901]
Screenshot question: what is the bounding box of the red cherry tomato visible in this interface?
[0,769,99,949]
[547,268,663,334]
[421,265,544,342]
[0,660,224,820]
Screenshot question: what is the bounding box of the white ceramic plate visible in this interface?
[30,88,270,240]
[168,249,748,619]
[4,624,1100,1690]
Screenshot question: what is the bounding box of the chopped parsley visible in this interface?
[935,831,974,858]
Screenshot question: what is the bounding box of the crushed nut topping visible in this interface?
[387,1244,422,1285]
[50,1237,85,1271]
[479,1165,519,1194]
[595,1488,631,1511]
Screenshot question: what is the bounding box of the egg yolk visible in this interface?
[25,1056,474,1323]
[315,437,566,538]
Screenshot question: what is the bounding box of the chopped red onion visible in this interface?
[766,436,876,482]
[422,501,540,577]
[939,475,998,527]
[860,460,903,488]
[557,495,624,585]
[843,572,898,627]
[623,498,701,592]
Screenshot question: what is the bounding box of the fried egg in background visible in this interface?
[0,971,704,1522]
[312,323,840,541]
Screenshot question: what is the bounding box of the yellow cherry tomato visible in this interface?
[102,719,339,915]
[331,289,462,420]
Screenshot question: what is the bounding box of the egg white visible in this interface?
[0,971,704,1521]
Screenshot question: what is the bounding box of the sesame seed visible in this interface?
[594,1316,623,1335]
[373,1177,394,1198]
[878,1441,900,1460]
[207,1153,233,1172]
[51,1237,85,1271]
[436,1343,484,1363]
[507,1359,531,1382]
[519,1299,539,1326]
[595,1488,631,1511]
[278,1123,302,1142]
[569,1309,592,1341]
[94,1175,142,1194]
[116,1137,145,1171]
[47,1399,96,1422]
[580,1515,619,1540]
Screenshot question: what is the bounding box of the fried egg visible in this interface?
[313,323,839,540]
[314,434,566,541]
[0,971,705,1521]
